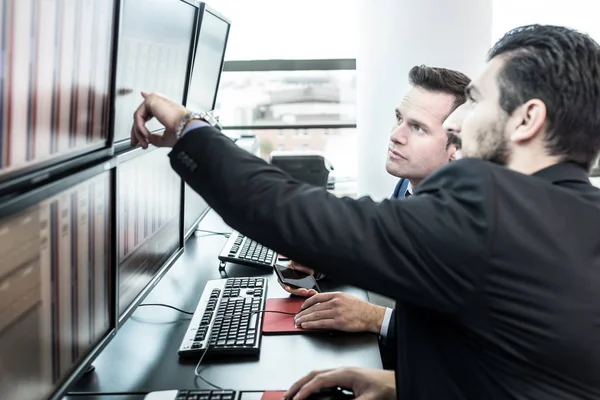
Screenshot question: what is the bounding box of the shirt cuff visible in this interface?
[379,307,394,338]
[181,120,211,137]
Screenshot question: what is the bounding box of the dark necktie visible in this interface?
[404,190,411,199]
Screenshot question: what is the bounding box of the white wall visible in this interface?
[356,0,493,200]
[492,0,600,45]
[208,0,359,60]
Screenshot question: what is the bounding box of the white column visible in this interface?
[356,0,493,200]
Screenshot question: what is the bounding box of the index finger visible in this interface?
[133,99,153,146]
[130,125,139,147]
[290,369,351,400]
[284,369,332,399]
[301,292,336,310]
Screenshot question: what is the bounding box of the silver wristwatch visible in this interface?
[175,110,222,138]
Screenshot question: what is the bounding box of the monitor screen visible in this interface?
[185,8,230,112]
[183,183,209,240]
[0,165,113,400]
[112,0,197,145]
[0,0,115,190]
[117,148,181,319]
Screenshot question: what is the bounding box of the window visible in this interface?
[214,66,357,128]
[207,0,359,196]
[215,59,357,195]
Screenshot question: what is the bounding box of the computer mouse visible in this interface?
[305,387,355,400]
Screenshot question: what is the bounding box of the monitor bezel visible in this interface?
[0,0,120,199]
[0,159,119,400]
[114,146,184,326]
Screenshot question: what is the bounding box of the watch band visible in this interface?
[175,110,222,138]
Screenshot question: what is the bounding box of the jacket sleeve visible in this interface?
[169,127,494,313]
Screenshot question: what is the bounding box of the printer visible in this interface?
[269,150,334,188]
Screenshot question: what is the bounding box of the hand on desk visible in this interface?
[277,261,319,297]
[294,292,386,334]
[284,367,396,400]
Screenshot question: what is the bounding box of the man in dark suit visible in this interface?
[282,66,469,371]
[131,25,600,400]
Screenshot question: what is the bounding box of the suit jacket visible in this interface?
[170,126,600,399]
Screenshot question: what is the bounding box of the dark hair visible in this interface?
[489,24,600,169]
[408,65,471,113]
[447,133,462,150]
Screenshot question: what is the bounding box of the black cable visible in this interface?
[72,311,300,395]
[196,233,231,238]
[138,303,194,315]
[195,229,231,237]
[66,391,149,396]
[194,344,223,390]
[192,309,297,390]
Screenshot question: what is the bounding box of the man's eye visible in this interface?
[415,125,424,133]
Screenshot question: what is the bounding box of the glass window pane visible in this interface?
[232,128,358,198]
[215,70,356,127]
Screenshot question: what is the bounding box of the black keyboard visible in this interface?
[218,231,277,270]
[178,277,267,358]
[144,389,237,400]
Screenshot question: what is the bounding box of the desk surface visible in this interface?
[67,211,381,399]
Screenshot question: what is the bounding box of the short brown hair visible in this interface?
[408,65,471,113]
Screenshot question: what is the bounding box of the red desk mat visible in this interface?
[260,391,286,400]
[262,297,308,334]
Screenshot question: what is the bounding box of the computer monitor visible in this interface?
[185,5,231,112]
[112,0,198,151]
[181,5,230,240]
[0,161,116,400]
[116,147,182,323]
[0,0,118,196]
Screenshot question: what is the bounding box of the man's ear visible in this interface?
[448,144,458,162]
[509,99,547,143]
